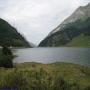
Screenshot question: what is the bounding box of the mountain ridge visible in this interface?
[0,18,32,47]
[49,3,90,36]
[39,3,90,47]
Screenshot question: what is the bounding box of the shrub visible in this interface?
[0,47,13,68]
[2,46,12,55]
[0,55,13,68]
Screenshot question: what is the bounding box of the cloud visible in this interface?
[0,0,90,45]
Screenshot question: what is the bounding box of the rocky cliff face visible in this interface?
[0,18,32,47]
[39,3,90,47]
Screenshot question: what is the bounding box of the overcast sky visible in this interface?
[0,0,90,45]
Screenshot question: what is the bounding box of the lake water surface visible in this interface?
[13,48,90,67]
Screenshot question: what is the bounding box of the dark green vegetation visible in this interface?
[67,34,90,47]
[2,46,13,55]
[39,17,90,47]
[0,18,31,47]
[0,47,13,68]
[0,62,90,90]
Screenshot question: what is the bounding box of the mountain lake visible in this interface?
[13,47,90,67]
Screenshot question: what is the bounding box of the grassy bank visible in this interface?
[0,62,90,90]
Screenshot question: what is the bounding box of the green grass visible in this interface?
[0,62,90,90]
[66,34,90,47]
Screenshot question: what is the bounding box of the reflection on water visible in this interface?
[13,47,90,67]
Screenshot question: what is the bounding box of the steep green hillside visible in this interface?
[39,3,90,47]
[66,34,90,47]
[0,18,31,47]
[39,18,90,47]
